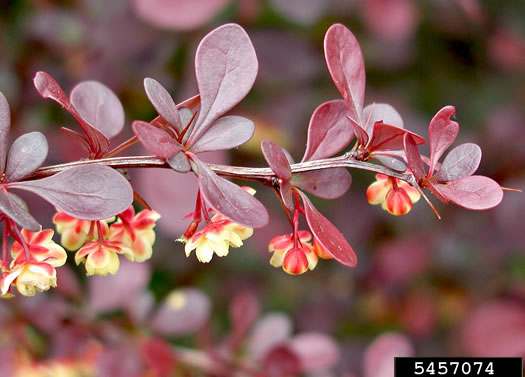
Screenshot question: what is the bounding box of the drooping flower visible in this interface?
[10,228,67,267]
[108,206,160,262]
[183,217,253,263]
[1,261,58,297]
[53,211,113,251]
[268,231,318,274]
[75,240,133,276]
[366,173,420,216]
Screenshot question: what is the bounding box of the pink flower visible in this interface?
[10,228,67,267]
[1,261,58,297]
[108,206,161,262]
[75,240,133,276]
[268,231,318,275]
[53,211,112,251]
[366,173,420,216]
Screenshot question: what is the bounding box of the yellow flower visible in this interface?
[1,261,58,297]
[366,173,420,215]
[183,217,253,263]
[74,240,133,276]
[108,206,161,262]
[268,231,318,274]
[53,211,112,251]
[10,228,67,267]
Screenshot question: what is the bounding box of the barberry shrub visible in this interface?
[0,22,506,299]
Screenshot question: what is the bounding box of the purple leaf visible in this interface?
[261,140,292,181]
[289,333,340,372]
[247,313,293,360]
[191,116,255,153]
[292,168,351,199]
[167,151,191,172]
[151,288,211,336]
[363,103,404,133]
[10,165,133,220]
[324,24,366,126]
[436,143,482,182]
[404,134,426,181]
[188,24,258,146]
[70,81,125,140]
[5,132,48,182]
[144,78,182,133]
[193,157,269,228]
[280,181,294,211]
[0,91,10,172]
[302,100,352,162]
[132,120,181,159]
[367,122,425,153]
[374,155,407,172]
[263,345,301,377]
[33,71,70,109]
[363,333,414,377]
[299,191,357,267]
[0,192,40,231]
[60,127,91,153]
[228,291,261,348]
[432,176,503,210]
[428,106,459,176]
[347,116,369,147]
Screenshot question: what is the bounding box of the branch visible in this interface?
[28,152,413,183]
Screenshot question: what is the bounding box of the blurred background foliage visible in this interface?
[0,0,524,376]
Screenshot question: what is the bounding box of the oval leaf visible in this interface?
[289,333,340,372]
[324,24,365,126]
[436,143,481,182]
[373,155,407,172]
[167,151,191,172]
[247,313,293,360]
[188,24,258,146]
[367,122,425,153]
[261,140,292,181]
[299,191,356,267]
[0,91,10,172]
[191,116,255,153]
[363,103,404,133]
[292,168,351,199]
[302,100,352,161]
[10,165,133,220]
[33,71,70,109]
[433,176,503,210]
[5,132,48,182]
[144,78,183,133]
[70,81,125,140]
[193,157,269,228]
[404,134,426,181]
[428,106,459,176]
[0,192,40,231]
[363,333,414,377]
[132,120,181,159]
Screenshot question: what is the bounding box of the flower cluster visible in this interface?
[54,206,160,276]
[367,173,421,216]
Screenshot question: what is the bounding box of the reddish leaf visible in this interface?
[347,116,369,147]
[363,103,404,132]
[292,168,351,199]
[247,313,293,360]
[427,106,459,176]
[435,143,481,182]
[299,191,356,267]
[404,134,426,181]
[132,120,181,159]
[0,192,40,231]
[263,345,301,377]
[70,81,125,140]
[188,24,258,146]
[374,155,407,172]
[228,291,261,349]
[60,127,91,153]
[261,140,292,181]
[289,333,340,372]
[167,151,191,173]
[191,116,254,153]
[432,176,503,210]
[193,157,269,228]
[280,181,294,211]
[363,333,414,377]
[302,100,352,162]
[324,24,366,126]
[33,71,70,109]
[151,288,211,336]
[141,338,176,376]
[5,132,48,182]
[367,122,425,153]
[144,78,182,133]
[10,165,133,220]
[0,91,10,172]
